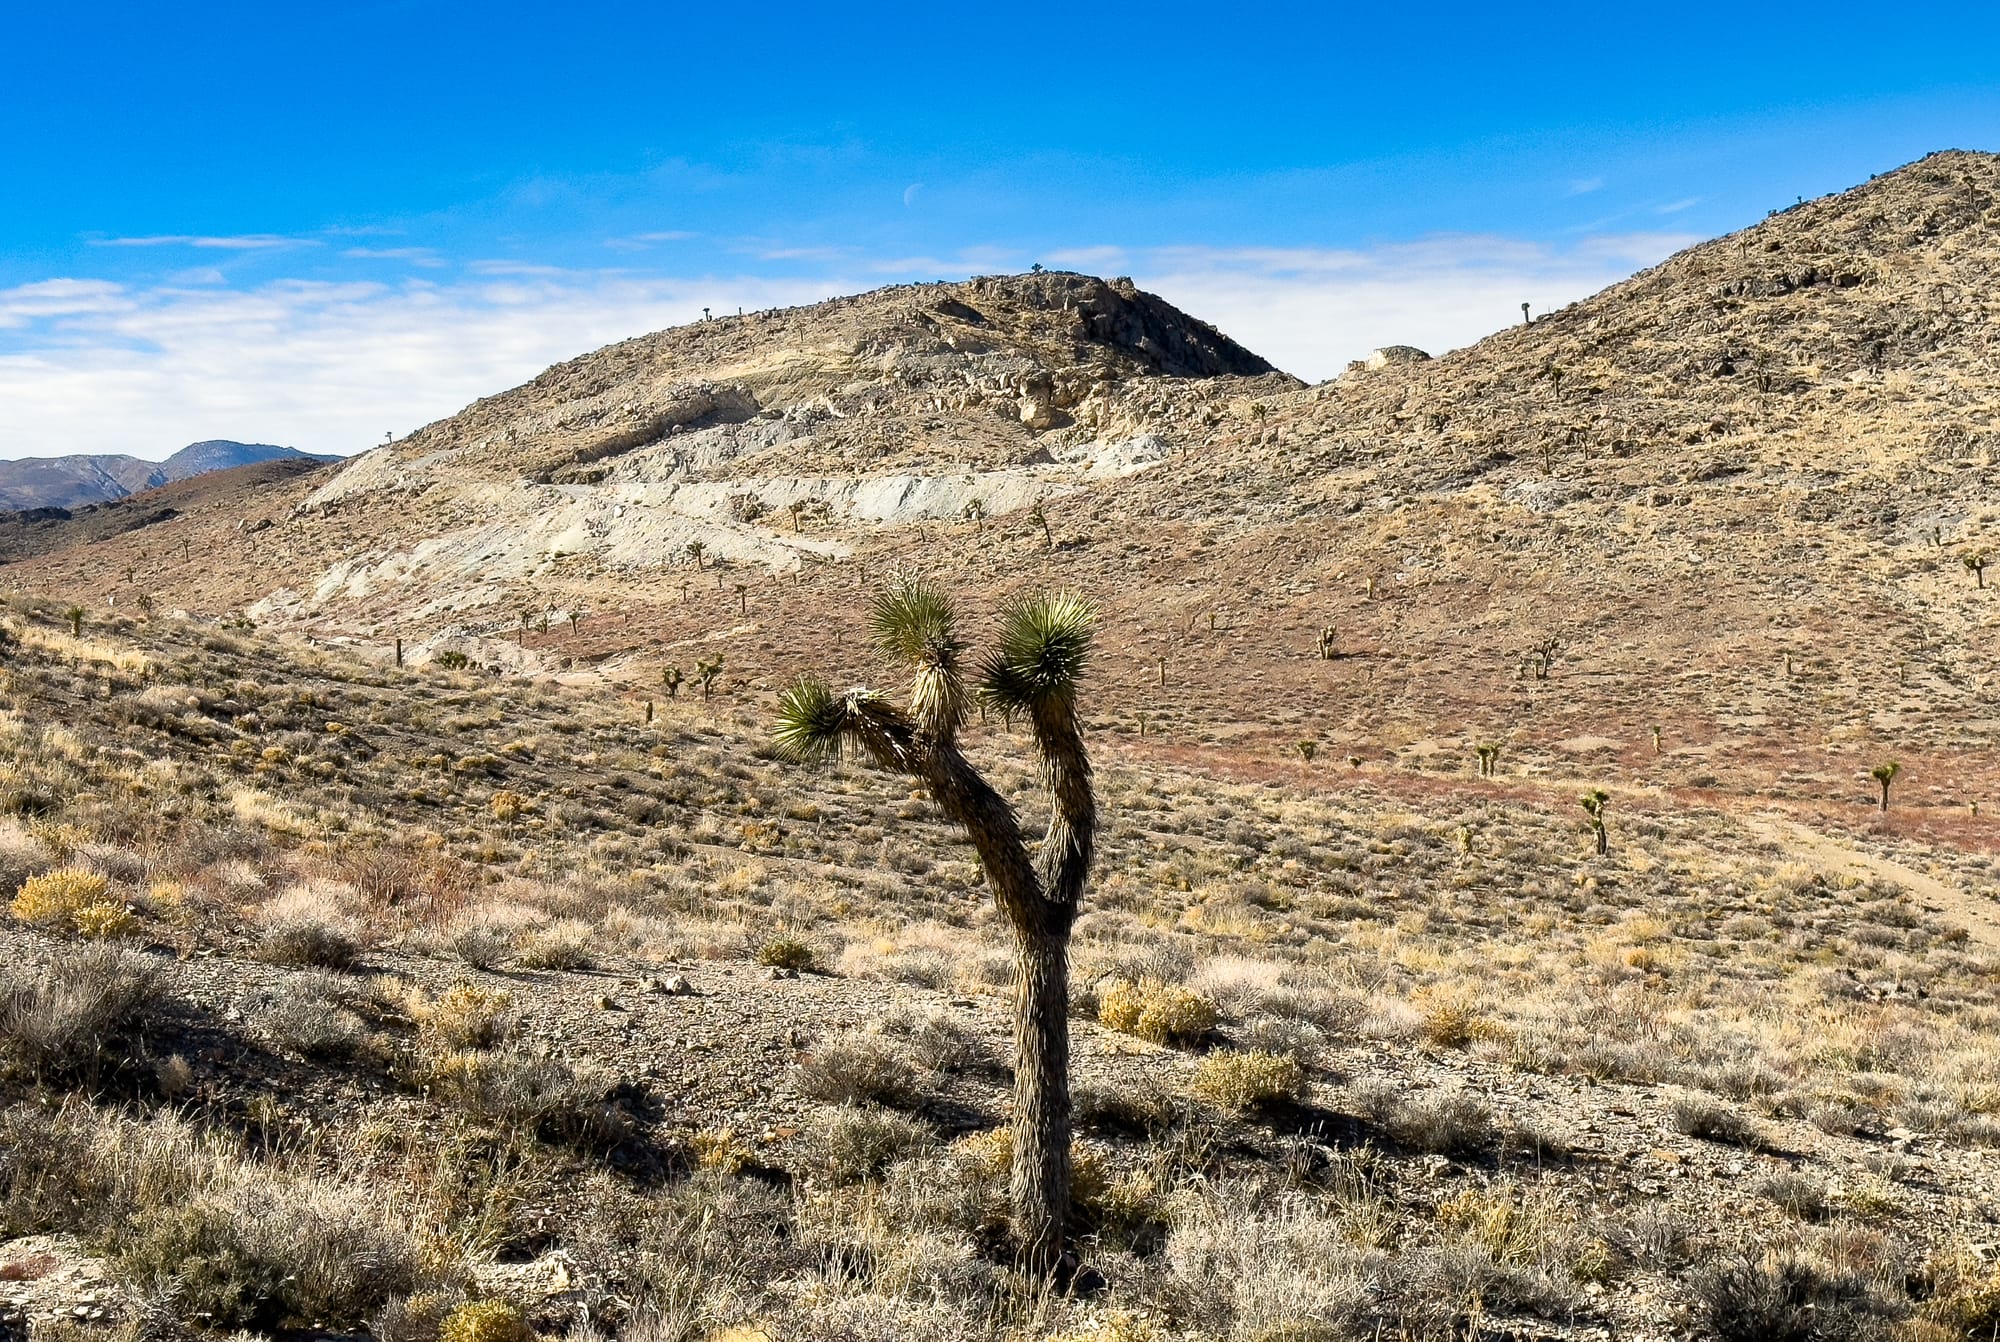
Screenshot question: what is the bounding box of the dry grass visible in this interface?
[0,594,1998,1337]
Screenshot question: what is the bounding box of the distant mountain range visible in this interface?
[0,441,337,513]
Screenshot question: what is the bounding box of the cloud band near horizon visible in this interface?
[0,229,1695,461]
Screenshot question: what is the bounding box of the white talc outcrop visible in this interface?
[255,434,1176,623]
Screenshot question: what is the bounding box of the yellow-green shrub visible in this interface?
[1098,977,1218,1045]
[12,868,110,928]
[756,935,815,971]
[1189,1050,1306,1112]
[419,983,514,1051]
[439,1300,534,1342]
[72,902,137,940]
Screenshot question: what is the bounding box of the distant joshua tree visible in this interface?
[1317,625,1337,661]
[568,610,583,634]
[695,654,725,699]
[1296,740,1317,763]
[63,605,84,637]
[1651,725,1663,756]
[1527,635,1563,682]
[1581,790,1610,855]
[1028,501,1054,552]
[1964,549,1989,589]
[774,575,1096,1277]
[686,540,708,570]
[661,666,685,698]
[1872,761,1901,812]
[1476,743,1501,777]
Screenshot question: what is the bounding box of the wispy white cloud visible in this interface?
[466,260,577,278]
[0,271,855,459]
[747,244,852,263]
[1658,196,1703,214]
[1568,176,1606,195]
[89,234,310,250]
[342,246,446,267]
[603,230,698,251]
[0,279,132,328]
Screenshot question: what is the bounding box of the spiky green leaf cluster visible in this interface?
[979,592,1095,719]
[870,574,970,734]
[870,574,963,667]
[772,676,849,764]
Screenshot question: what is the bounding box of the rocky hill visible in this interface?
[0,441,332,513]
[5,153,2000,813]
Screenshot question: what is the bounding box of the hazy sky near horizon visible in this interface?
[3,0,1997,460]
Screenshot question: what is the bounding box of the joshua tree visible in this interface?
[735,583,748,615]
[1317,625,1337,661]
[1475,743,1500,777]
[686,540,708,570]
[1581,789,1610,856]
[1029,501,1054,552]
[661,666,685,698]
[774,576,1096,1276]
[519,610,531,646]
[1348,754,1363,770]
[1964,550,1989,589]
[568,609,582,634]
[695,654,725,699]
[64,605,84,637]
[1296,740,1317,762]
[1520,301,1532,326]
[963,498,986,531]
[1527,635,1563,682]
[1651,725,1663,756]
[1872,761,1900,812]
[136,593,154,619]
[789,501,807,534]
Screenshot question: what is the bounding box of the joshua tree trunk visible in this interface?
[1594,822,1608,856]
[1012,925,1072,1268]
[775,580,1097,1280]
[1879,780,1891,812]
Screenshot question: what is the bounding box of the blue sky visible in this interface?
[3,0,1997,459]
